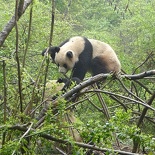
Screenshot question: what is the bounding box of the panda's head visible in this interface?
[53,36,86,74]
[42,46,60,62]
[55,47,79,74]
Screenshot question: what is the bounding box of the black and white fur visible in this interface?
[42,36,121,81]
[42,46,60,63]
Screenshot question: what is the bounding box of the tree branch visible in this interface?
[63,70,155,100]
[22,0,33,67]
[122,70,155,80]
[2,60,7,146]
[137,92,155,127]
[36,70,155,125]
[18,0,25,17]
[87,89,155,111]
[41,0,55,102]
[15,0,23,122]
[0,0,32,47]
[132,52,154,74]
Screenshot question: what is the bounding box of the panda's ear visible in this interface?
[55,47,60,53]
[66,51,73,59]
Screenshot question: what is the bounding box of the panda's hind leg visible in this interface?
[91,56,110,88]
[91,56,109,76]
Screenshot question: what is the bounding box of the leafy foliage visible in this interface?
[0,0,155,154]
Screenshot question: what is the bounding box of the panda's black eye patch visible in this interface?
[63,64,67,69]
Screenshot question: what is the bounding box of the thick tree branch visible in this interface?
[18,0,25,17]
[0,0,32,47]
[36,70,155,124]
[122,70,155,80]
[63,70,155,100]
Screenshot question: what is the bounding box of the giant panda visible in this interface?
[42,36,121,81]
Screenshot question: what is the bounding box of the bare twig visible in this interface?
[110,95,128,111]
[88,89,155,112]
[49,0,55,46]
[137,92,155,127]
[117,78,144,103]
[41,0,55,101]
[22,0,33,67]
[134,80,153,95]
[15,0,23,121]
[55,147,67,155]
[132,52,154,74]
[2,60,7,123]
[2,60,7,146]
[24,57,46,115]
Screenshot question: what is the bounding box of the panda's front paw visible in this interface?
[71,77,81,84]
[56,77,81,92]
[57,77,69,84]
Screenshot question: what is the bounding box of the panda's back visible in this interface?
[61,36,90,57]
[89,39,115,58]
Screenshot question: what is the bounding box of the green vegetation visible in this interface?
[0,0,155,154]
